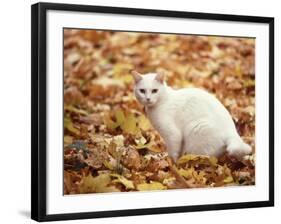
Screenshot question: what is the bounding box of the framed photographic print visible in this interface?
[31,2,274,222]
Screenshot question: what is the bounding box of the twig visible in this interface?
[167,157,194,188]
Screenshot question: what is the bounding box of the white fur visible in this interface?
[133,72,252,161]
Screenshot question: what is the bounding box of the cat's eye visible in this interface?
[139,89,146,94]
[152,89,158,94]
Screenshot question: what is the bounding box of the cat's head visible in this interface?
[132,71,165,107]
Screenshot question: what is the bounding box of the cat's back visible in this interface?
[173,88,223,110]
[170,87,235,128]
[149,87,234,129]
[173,87,214,100]
[171,87,221,112]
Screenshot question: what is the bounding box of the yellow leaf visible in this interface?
[113,63,133,76]
[177,154,198,165]
[135,142,153,150]
[243,79,255,87]
[235,64,242,78]
[136,181,167,191]
[103,160,114,170]
[148,145,164,153]
[64,104,88,116]
[64,135,73,145]
[111,174,135,190]
[224,175,234,184]
[178,168,194,178]
[209,156,218,166]
[162,177,176,185]
[193,170,207,184]
[134,135,152,149]
[121,113,138,134]
[119,74,133,84]
[115,109,125,125]
[64,117,80,135]
[79,173,119,193]
[177,154,218,166]
[138,115,151,131]
[103,115,119,130]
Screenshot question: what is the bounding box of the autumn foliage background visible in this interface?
[63,29,255,194]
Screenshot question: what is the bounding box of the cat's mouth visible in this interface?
[145,102,155,107]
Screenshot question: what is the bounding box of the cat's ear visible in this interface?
[155,71,165,83]
[132,71,143,83]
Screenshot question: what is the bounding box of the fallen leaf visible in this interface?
[137,115,151,131]
[224,175,234,184]
[104,115,119,130]
[121,113,138,134]
[79,173,119,193]
[115,109,126,124]
[178,167,194,179]
[136,181,167,191]
[64,136,73,145]
[177,154,199,165]
[92,76,125,88]
[122,147,141,170]
[64,117,80,136]
[111,173,135,190]
[64,104,88,116]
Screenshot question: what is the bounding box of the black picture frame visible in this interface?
[31,2,274,222]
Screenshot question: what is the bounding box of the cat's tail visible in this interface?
[226,137,252,158]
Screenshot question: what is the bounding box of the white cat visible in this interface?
[132,71,251,162]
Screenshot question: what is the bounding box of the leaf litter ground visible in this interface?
[63,30,255,194]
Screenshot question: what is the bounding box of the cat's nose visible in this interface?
[146,98,151,102]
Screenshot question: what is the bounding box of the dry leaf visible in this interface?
[136,181,167,191]
[111,173,135,190]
